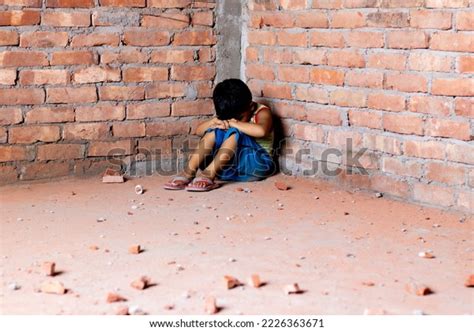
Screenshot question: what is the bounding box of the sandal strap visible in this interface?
[171,176,191,183]
[191,177,214,185]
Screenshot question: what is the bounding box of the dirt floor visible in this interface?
[0,174,472,315]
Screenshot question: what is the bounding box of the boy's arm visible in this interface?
[228,108,273,138]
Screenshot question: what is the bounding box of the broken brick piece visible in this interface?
[362,281,375,287]
[284,283,302,295]
[405,283,432,296]
[106,292,127,303]
[418,251,435,259]
[128,245,141,254]
[465,274,474,287]
[89,245,99,251]
[248,274,262,288]
[204,296,218,314]
[40,280,66,295]
[42,261,56,276]
[102,168,124,183]
[131,276,151,290]
[223,275,240,289]
[115,305,129,315]
[275,181,289,191]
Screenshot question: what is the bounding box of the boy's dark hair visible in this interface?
[212,79,252,120]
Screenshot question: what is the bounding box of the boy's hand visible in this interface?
[210,118,228,130]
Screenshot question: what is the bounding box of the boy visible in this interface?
[164,79,275,192]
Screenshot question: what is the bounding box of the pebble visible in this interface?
[16,218,23,222]
[8,282,20,291]
[433,224,440,228]
[264,236,272,240]
[375,192,383,198]
[228,258,236,262]
[96,217,106,223]
[131,205,138,210]
[129,305,144,315]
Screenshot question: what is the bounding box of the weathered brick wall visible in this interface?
[0,0,216,182]
[245,0,473,211]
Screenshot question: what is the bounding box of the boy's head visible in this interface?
[212,79,252,120]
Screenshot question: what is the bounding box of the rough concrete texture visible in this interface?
[1,174,472,315]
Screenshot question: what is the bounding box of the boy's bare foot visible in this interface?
[186,177,220,192]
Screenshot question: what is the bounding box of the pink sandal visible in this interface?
[163,176,192,190]
[186,177,220,192]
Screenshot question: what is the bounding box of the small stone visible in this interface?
[8,282,20,291]
[131,205,138,210]
[264,236,271,241]
[96,217,106,223]
[228,258,236,263]
[182,290,192,299]
[432,224,440,228]
[375,192,383,198]
[40,280,66,295]
[115,306,129,315]
[418,251,435,259]
[405,282,432,296]
[89,245,99,251]
[106,292,127,303]
[130,276,151,290]
[275,181,289,191]
[401,228,407,233]
[128,245,141,254]
[134,185,144,195]
[248,274,262,288]
[42,261,56,276]
[235,187,244,192]
[204,296,218,314]
[129,305,145,315]
[16,217,23,222]
[283,283,302,295]
[464,274,474,287]
[362,281,375,287]
[102,168,124,183]
[163,304,174,310]
[224,275,240,289]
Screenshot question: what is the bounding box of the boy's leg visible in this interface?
[182,130,216,178]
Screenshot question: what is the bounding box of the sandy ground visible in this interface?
[0,174,472,315]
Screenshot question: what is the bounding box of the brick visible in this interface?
[295,86,329,104]
[101,49,148,64]
[21,162,70,180]
[327,50,365,68]
[0,30,18,46]
[432,78,474,97]
[42,11,90,26]
[277,31,307,47]
[76,103,125,122]
[294,124,325,142]
[146,121,189,136]
[271,102,305,120]
[370,175,409,199]
[37,144,84,161]
[410,10,452,29]
[127,102,170,120]
[0,10,40,26]
[408,95,451,116]
[46,0,94,7]
[404,140,445,160]
[192,11,214,26]
[173,30,216,45]
[346,31,384,48]
[408,52,452,72]
[112,122,145,137]
[278,66,309,83]
[102,168,124,183]
[0,107,22,125]
[0,69,16,85]
[310,68,344,86]
[367,11,409,28]
[262,84,292,99]
[150,49,194,63]
[385,73,428,93]
[0,146,28,162]
[413,183,454,207]
[446,143,474,164]
[331,11,366,28]
[425,118,470,140]
[258,12,293,28]
[0,127,7,143]
[99,0,145,6]
[426,162,465,185]
[51,50,96,65]
[346,71,383,88]
[380,0,424,7]
[20,31,68,48]
[145,83,185,99]
[292,49,326,65]
[425,0,469,8]
[430,32,474,52]
[0,165,18,183]
[457,11,474,30]
[367,52,406,70]
[0,88,44,105]
[123,29,170,46]
[123,67,168,82]
[137,139,171,155]
[63,123,109,140]
[171,99,214,117]
[9,125,60,144]
[47,87,97,104]
[0,51,48,67]
[171,65,215,81]
[348,110,381,129]
[20,69,69,85]
[306,105,342,126]
[310,31,344,48]
[198,47,215,63]
[26,106,74,123]
[0,0,41,6]
[148,0,191,7]
[142,13,189,29]
[88,140,132,157]
[73,66,120,84]
[383,113,424,135]
[71,33,119,47]
[387,31,429,49]
[364,133,403,155]
[248,30,277,46]
[99,86,145,101]
[455,98,473,118]
[459,56,474,73]
[330,89,366,108]
[382,157,422,177]
[294,11,328,28]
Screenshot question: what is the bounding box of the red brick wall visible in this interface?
[0,0,216,181]
[245,0,473,211]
